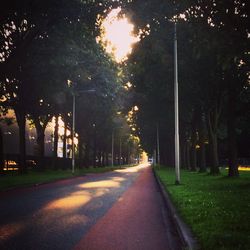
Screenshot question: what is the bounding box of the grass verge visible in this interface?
[155,166,250,250]
[0,166,126,192]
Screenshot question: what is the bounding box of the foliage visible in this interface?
[127,19,176,163]
[177,0,250,175]
[125,0,250,175]
[0,0,134,170]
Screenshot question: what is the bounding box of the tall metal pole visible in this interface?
[156,123,160,165]
[119,137,122,167]
[72,93,76,174]
[111,131,114,167]
[153,149,157,167]
[174,21,180,184]
[69,86,95,174]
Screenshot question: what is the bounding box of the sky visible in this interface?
[97,7,140,63]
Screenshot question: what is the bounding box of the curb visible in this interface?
[153,169,199,250]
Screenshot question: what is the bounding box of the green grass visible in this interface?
[0,166,125,192]
[155,166,250,250]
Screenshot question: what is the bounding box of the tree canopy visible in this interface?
[0,0,249,176]
[125,0,249,176]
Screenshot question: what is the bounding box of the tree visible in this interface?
[0,0,124,171]
[178,0,249,176]
[127,19,177,165]
[125,0,249,177]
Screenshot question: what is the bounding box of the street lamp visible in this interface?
[69,81,95,174]
[156,122,160,165]
[111,123,126,167]
[119,136,122,167]
[174,21,180,184]
[111,128,122,168]
[111,131,114,167]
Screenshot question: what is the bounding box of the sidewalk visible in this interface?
[74,166,182,250]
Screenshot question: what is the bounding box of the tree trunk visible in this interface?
[78,134,84,169]
[190,144,197,171]
[207,107,220,175]
[53,115,59,158]
[97,151,101,167]
[127,145,130,165]
[100,151,103,167]
[36,127,45,169]
[190,129,197,171]
[93,132,97,167]
[53,115,59,169]
[63,119,67,159]
[34,119,46,170]
[181,142,186,169]
[199,111,207,172]
[199,127,207,172]
[101,151,105,167]
[36,126,45,158]
[105,152,109,166]
[84,140,90,167]
[228,84,239,177]
[15,108,27,174]
[0,126,4,173]
[209,133,220,174]
[199,142,206,172]
[186,141,191,170]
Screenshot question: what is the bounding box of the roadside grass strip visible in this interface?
[155,167,250,250]
[0,166,126,192]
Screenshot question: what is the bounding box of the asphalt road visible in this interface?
[0,164,182,250]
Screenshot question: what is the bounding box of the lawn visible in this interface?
[155,166,250,250]
[0,166,126,192]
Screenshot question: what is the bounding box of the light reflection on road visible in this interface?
[44,191,92,210]
[0,164,149,249]
[115,163,149,173]
[0,222,26,241]
[78,179,122,189]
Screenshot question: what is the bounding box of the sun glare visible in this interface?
[97,8,140,63]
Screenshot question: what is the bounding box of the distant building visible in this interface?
[1,110,70,157]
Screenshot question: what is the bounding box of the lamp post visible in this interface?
[111,131,114,167]
[71,85,95,174]
[156,122,160,165]
[72,93,76,173]
[119,137,122,167]
[174,21,180,184]
[111,124,124,167]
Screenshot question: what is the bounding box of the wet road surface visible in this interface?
[0,164,182,250]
